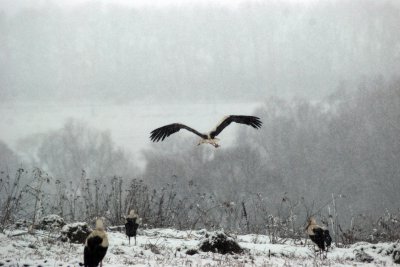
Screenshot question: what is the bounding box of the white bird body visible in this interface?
[198,137,220,147]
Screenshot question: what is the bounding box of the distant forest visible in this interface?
[143,77,400,222]
[0,0,399,103]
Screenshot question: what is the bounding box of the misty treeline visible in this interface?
[1,0,399,103]
[141,77,400,243]
[1,77,400,243]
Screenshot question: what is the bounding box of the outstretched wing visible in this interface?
[150,123,207,142]
[209,115,262,138]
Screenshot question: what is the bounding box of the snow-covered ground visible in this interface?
[0,227,398,266]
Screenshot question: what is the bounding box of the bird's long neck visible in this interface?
[306,219,318,233]
[96,219,105,231]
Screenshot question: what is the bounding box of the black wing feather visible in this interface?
[324,230,332,247]
[150,123,207,142]
[312,227,324,236]
[125,218,139,237]
[209,115,262,138]
[87,235,103,249]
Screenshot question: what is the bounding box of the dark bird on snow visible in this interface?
[125,209,140,246]
[150,115,262,148]
[84,218,108,267]
[306,217,332,258]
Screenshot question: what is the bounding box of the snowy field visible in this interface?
[0,227,399,267]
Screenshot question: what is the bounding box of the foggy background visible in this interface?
[1,0,400,234]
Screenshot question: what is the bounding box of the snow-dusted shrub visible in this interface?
[199,231,243,254]
[0,168,27,228]
[375,210,400,242]
[354,248,374,263]
[14,218,30,229]
[186,248,198,255]
[108,225,124,232]
[60,222,91,244]
[196,229,208,235]
[145,243,161,254]
[340,210,400,245]
[38,214,65,230]
[110,247,125,255]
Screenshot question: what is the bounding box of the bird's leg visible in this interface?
[324,248,328,259]
[135,236,137,246]
[312,245,319,259]
[211,138,220,148]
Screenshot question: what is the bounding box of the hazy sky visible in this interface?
[0,0,317,14]
[0,0,249,12]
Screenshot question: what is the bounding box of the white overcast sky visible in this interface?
[0,0,251,10]
[0,0,317,14]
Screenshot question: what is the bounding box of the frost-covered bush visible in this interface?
[199,231,243,254]
[60,222,91,244]
[354,248,374,263]
[186,248,198,255]
[340,210,400,245]
[375,210,400,242]
[14,219,30,229]
[38,214,65,230]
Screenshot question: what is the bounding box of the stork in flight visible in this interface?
[150,115,262,148]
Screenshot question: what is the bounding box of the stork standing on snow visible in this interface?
[84,218,108,267]
[306,217,332,258]
[150,115,262,147]
[125,209,141,246]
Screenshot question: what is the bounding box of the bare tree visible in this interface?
[32,118,137,183]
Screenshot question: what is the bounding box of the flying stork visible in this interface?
[150,115,262,148]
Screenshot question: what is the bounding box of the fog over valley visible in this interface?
[1,101,261,167]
